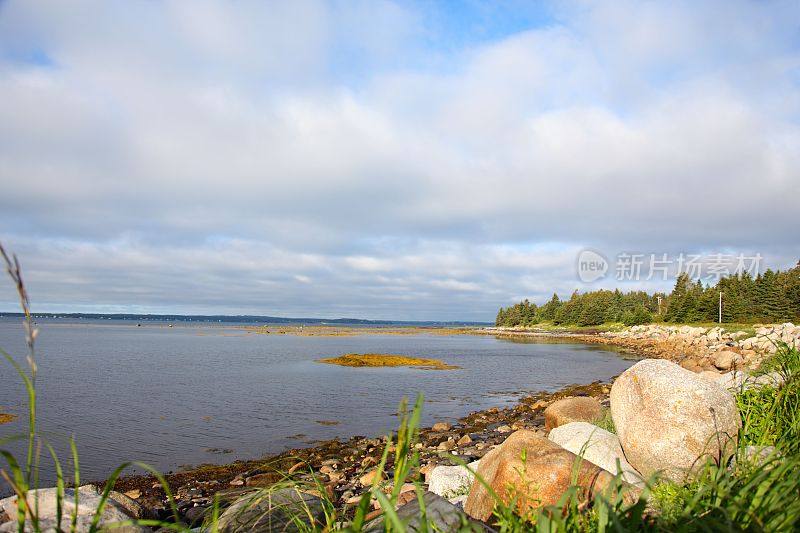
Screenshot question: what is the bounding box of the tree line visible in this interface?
[496,261,800,327]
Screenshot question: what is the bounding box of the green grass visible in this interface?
[503,321,767,337]
[595,409,616,434]
[736,342,800,455]
[510,321,628,333]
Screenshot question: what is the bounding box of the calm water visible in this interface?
[0,319,635,487]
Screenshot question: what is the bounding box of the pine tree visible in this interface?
[665,273,692,322]
[539,293,561,321]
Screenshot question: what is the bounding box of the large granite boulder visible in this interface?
[0,485,145,533]
[216,487,325,532]
[543,397,603,431]
[548,422,644,487]
[610,359,740,482]
[463,430,633,522]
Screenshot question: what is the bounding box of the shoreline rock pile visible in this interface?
[595,322,800,371]
[461,358,746,522]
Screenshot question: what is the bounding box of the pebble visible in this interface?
[432,422,451,432]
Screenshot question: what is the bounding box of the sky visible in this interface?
[0,0,799,321]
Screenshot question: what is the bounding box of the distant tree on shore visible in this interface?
[496,260,800,327]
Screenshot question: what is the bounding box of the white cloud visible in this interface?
[0,0,798,319]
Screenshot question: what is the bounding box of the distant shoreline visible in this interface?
[0,312,490,328]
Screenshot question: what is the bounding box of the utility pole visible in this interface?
[719,291,723,324]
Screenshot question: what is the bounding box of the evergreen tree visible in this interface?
[496,258,800,326]
[539,293,561,321]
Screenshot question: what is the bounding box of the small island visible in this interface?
[317,353,460,370]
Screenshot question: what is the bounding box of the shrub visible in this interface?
[622,307,653,326]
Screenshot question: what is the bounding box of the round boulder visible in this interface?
[463,430,635,522]
[712,350,742,371]
[610,359,740,482]
[544,396,603,431]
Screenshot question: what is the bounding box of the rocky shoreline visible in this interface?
[103,322,799,525]
[484,322,800,372]
[103,380,613,526]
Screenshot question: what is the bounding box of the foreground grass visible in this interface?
[317,353,460,370]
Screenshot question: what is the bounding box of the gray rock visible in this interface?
[699,370,785,391]
[108,490,151,520]
[611,359,740,482]
[365,492,489,532]
[184,505,209,527]
[547,422,644,487]
[730,445,780,470]
[0,485,145,533]
[216,487,324,532]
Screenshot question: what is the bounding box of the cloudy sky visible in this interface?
[0,0,798,321]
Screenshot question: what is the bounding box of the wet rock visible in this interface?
[544,397,603,431]
[184,505,208,527]
[464,430,630,522]
[457,434,472,446]
[108,490,151,520]
[217,488,324,532]
[611,359,740,482]
[432,422,451,432]
[245,472,280,487]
